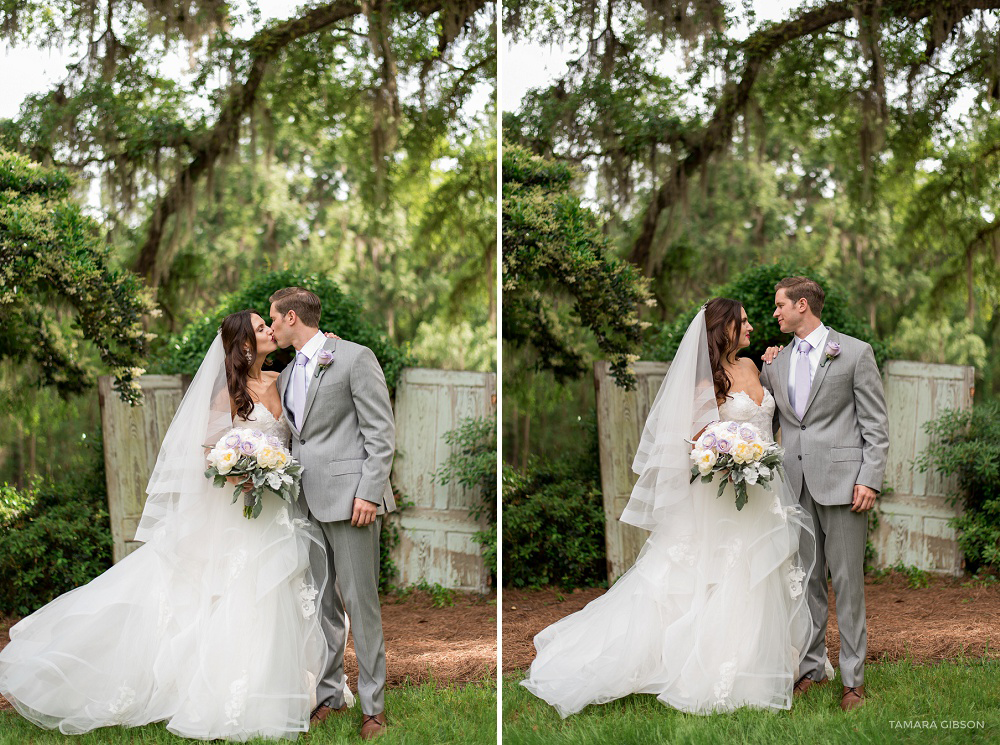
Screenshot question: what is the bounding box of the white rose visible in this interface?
[215,449,239,475]
[732,442,754,465]
[256,446,280,469]
[744,467,759,485]
[694,449,717,476]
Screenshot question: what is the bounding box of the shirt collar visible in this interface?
[799,324,828,352]
[299,330,327,360]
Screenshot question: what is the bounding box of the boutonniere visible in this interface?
[820,341,841,368]
[314,349,334,377]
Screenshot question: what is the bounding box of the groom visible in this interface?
[759,276,888,712]
[268,287,396,740]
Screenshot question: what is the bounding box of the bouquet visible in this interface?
[205,428,303,519]
[688,421,785,510]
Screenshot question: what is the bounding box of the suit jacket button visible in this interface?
[801,425,806,430]
[797,455,802,460]
[300,439,306,445]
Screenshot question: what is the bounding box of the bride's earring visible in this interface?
[245,350,253,363]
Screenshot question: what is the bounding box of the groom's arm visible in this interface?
[853,344,889,493]
[350,347,396,507]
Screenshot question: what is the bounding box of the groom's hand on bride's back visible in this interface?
[351,497,377,527]
[761,345,784,364]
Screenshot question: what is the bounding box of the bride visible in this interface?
[0,309,346,740]
[521,298,818,716]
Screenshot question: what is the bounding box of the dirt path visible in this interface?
[0,590,497,712]
[503,573,1000,673]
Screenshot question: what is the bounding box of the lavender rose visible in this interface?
[716,437,732,453]
[821,341,842,367]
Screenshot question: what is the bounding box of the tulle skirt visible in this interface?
[521,477,815,717]
[0,489,331,740]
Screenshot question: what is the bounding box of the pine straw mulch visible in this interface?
[503,572,1000,674]
[0,590,497,712]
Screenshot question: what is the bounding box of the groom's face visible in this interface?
[268,303,291,347]
[773,289,802,334]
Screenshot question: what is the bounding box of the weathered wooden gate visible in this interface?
[594,361,670,581]
[98,375,187,563]
[99,367,496,590]
[870,361,975,575]
[595,359,975,582]
[390,368,496,592]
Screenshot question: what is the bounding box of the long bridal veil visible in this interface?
[0,335,331,740]
[620,307,719,530]
[522,308,817,717]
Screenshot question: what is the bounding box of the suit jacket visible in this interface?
[277,337,396,522]
[760,328,889,506]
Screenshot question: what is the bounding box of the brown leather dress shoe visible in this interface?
[841,685,865,711]
[360,712,387,740]
[310,702,349,726]
[792,674,828,697]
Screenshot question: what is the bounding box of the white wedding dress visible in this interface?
[522,311,817,718]
[0,398,334,740]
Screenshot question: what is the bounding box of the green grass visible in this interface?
[503,658,1000,744]
[0,679,497,744]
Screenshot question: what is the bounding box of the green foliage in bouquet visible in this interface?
[0,437,112,615]
[646,262,890,370]
[917,402,1000,573]
[151,269,413,393]
[503,143,653,390]
[434,415,497,581]
[502,411,607,589]
[0,151,156,404]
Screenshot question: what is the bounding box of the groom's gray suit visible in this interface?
[760,328,888,688]
[277,336,396,715]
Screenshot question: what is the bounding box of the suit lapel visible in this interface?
[801,328,838,418]
[300,337,338,427]
[276,363,300,436]
[774,342,794,416]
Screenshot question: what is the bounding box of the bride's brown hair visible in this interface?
[220,309,259,422]
[704,297,744,405]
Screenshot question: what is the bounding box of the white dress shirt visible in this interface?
[284,330,327,416]
[787,324,829,406]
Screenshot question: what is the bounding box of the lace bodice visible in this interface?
[235,402,291,447]
[718,389,775,443]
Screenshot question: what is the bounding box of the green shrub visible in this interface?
[502,412,606,589]
[150,269,413,393]
[917,402,1000,573]
[645,262,890,369]
[434,415,497,582]
[0,438,112,616]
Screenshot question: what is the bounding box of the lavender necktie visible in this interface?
[794,339,813,419]
[289,351,308,427]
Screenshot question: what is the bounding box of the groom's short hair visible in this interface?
[270,287,322,327]
[775,276,825,316]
